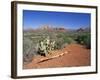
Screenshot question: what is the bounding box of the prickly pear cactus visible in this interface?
[37,36,56,56]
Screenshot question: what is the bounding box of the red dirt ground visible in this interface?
[23,43,90,69]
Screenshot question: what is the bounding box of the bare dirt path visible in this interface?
[23,43,90,69]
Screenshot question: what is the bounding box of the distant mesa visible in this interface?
[24,25,90,33]
[39,25,52,30]
[77,28,84,32]
[24,25,67,32]
[39,25,67,32]
[77,27,90,32]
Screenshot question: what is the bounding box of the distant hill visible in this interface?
[76,27,90,32]
[24,25,90,33]
[77,28,84,32]
[37,25,68,32]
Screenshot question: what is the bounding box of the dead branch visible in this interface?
[38,52,67,63]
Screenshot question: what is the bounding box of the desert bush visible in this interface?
[76,34,91,49]
[55,38,64,49]
[83,35,91,49]
[55,32,75,49]
[63,37,75,44]
[23,37,37,62]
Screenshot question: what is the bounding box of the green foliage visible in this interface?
[63,37,75,44]
[55,38,64,49]
[23,37,36,62]
[76,34,91,49]
[56,32,75,48]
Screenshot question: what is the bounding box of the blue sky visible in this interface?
[23,10,91,30]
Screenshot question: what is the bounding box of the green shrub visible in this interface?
[76,34,91,49]
[23,37,36,62]
[55,33,75,49]
[55,38,64,49]
[83,35,91,49]
[63,37,75,44]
